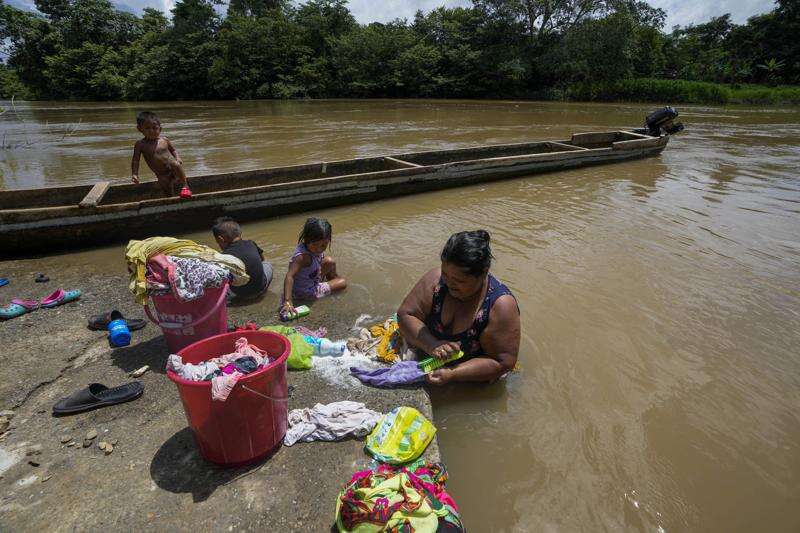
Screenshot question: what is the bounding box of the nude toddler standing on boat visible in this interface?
[130,111,192,197]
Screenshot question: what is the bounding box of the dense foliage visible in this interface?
[0,0,797,101]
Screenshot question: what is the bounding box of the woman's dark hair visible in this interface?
[298,217,332,244]
[440,230,493,276]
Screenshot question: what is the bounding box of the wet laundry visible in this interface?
[147,255,229,302]
[166,337,271,401]
[345,315,414,364]
[126,236,249,304]
[335,460,464,533]
[294,325,328,338]
[350,361,426,388]
[284,401,382,446]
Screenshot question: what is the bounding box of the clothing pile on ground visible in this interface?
[284,401,382,446]
[345,315,413,364]
[336,460,464,533]
[326,406,463,532]
[126,237,249,305]
[166,337,272,401]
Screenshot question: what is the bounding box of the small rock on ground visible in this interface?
[85,429,97,440]
[26,444,43,456]
[130,365,149,377]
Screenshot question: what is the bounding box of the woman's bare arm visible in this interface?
[398,268,453,355]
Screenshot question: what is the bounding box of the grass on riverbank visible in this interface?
[565,78,800,106]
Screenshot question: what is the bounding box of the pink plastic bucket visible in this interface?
[144,281,228,353]
[166,331,291,466]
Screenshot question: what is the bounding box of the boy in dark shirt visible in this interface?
[212,217,273,300]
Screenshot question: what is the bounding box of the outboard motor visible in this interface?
[644,106,684,136]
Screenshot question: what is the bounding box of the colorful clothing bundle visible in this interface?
[350,361,426,389]
[336,460,464,533]
[166,337,270,401]
[147,255,229,302]
[284,401,382,446]
[126,237,249,305]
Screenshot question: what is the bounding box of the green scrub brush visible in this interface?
[418,350,464,373]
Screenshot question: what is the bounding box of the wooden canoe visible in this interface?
[0,130,669,257]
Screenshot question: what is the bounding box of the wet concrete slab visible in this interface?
[0,261,438,531]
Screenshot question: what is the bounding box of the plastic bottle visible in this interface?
[317,338,346,356]
[302,336,346,356]
[108,311,131,347]
[280,304,311,322]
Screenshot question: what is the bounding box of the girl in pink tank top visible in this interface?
[280,217,348,318]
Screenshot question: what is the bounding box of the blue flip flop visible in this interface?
[0,278,8,288]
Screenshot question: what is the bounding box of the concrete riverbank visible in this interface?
[0,259,438,531]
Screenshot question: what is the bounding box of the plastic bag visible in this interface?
[260,325,314,370]
[365,406,436,464]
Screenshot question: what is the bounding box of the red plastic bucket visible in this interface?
[144,281,229,353]
[166,331,291,466]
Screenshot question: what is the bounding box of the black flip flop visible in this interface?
[35,273,49,283]
[88,310,146,331]
[52,382,144,416]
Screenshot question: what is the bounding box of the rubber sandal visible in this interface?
[0,298,39,320]
[0,304,27,320]
[35,273,49,283]
[52,382,144,416]
[40,289,81,308]
[88,310,146,331]
[0,278,8,288]
[13,298,40,310]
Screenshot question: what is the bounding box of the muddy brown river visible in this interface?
[2,100,800,531]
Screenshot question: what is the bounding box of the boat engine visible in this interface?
[644,106,684,136]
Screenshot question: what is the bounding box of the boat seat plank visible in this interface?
[384,156,422,168]
[78,181,111,208]
[547,141,588,151]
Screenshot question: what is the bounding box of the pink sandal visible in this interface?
[40,289,81,308]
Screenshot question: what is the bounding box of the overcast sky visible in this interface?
[7,0,777,29]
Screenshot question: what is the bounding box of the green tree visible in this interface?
[210,11,302,98]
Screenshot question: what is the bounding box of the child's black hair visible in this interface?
[136,111,160,126]
[440,230,493,276]
[212,216,241,242]
[298,217,332,245]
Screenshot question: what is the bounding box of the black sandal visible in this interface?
[88,310,146,331]
[52,382,144,416]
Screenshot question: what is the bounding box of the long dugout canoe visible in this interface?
[0,130,669,257]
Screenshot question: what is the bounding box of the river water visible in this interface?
[2,100,800,531]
